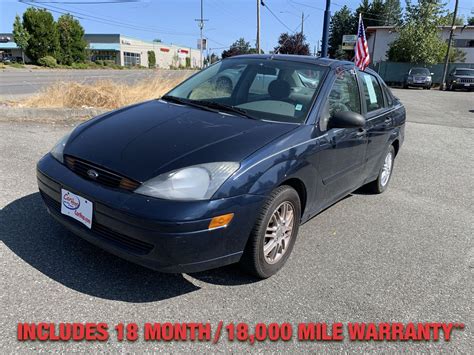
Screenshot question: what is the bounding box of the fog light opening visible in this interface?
[208,213,234,230]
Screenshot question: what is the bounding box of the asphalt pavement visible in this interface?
[0,88,473,352]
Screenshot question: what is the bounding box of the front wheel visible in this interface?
[240,186,301,278]
[366,145,395,194]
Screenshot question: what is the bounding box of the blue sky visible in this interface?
[0,0,472,55]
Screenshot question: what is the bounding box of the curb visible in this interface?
[0,107,108,123]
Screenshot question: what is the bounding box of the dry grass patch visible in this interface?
[22,72,191,110]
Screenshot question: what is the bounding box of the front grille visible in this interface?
[459,78,474,83]
[40,190,153,255]
[64,155,140,191]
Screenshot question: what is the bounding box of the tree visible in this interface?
[468,17,474,25]
[387,0,448,64]
[57,14,86,65]
[274,32,310,55]
[147,50,156,68]
[440,12,464,26]
[328,5,356,58]
[23,8,59,63]
[355,0,402,27]
[12,15,30,63]
[384,0,403,26]
[222,38,256,58]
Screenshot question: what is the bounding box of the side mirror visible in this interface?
[431,72,434,75]
[328,111,365,129]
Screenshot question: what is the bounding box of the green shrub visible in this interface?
[147,50,156,68]
[103,60,116,66]
[70,62,89,69]
[38,56,57,67]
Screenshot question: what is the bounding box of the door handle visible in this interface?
[384,117,393,124]
[355,128,366,137]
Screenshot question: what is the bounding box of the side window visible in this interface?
[383,84,394,106]
[360,72,385,112]
[320,69,360,131]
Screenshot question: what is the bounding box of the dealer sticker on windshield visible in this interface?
[61,188,93,229]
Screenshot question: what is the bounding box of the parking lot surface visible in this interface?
[1,88,473,352]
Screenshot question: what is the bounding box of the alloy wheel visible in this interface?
[263,201,295,264]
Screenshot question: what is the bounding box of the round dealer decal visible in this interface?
[62,192,80,210]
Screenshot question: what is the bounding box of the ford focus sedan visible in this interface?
[37,55,405,278]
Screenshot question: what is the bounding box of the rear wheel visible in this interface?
[365,145,395,194]
[240,186,301,278]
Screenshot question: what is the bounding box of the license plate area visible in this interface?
[61,188,93,229]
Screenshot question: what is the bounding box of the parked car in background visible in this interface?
[1,55,13,64]
[403,67,433,89]
[37,55,406,278]
[446,68,474,91]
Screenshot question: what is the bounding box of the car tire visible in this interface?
[403,83,408,89]
[366,145,395,194]
[239,185,301,278]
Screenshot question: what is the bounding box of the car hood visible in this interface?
[64,100,296,182]
[453,75,474,79]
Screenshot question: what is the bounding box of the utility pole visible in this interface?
[195,0,208,68]
[256,0,261,54]
[301,11,304,36]
[321,0,331,57]
[440,0,459,90]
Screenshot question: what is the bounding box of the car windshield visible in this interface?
[164,57,327,123]
[410,68,430,75]
[454,69,474,76]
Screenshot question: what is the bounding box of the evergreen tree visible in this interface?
[328,5,356,58]
[22,8,59,63]
[57,14,87,65]
[12,15,30,63]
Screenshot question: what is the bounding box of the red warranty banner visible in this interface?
[17,322,465,343]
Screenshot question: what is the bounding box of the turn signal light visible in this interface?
[208,213,234,230]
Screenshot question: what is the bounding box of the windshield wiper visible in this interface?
[196,100,257,120]
[161,95,220,113]
[162,96,257,120]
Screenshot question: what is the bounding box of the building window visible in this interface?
[453,39,474,48]
[124,52,141,66]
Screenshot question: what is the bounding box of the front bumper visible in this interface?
[449,81,473,90]
[37,154,265,273]
[406,80,431,88]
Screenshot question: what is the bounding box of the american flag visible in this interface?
[354,13,370,70]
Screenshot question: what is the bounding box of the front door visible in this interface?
[317,67,368,205]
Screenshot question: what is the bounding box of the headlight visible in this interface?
[135,162,240,200]
[407,76,413,80]
[50,132,71,163]
[426,76,432,81]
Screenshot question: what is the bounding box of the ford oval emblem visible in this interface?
[87,169,99,179]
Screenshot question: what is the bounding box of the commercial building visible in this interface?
[0,33,201,68]
[365,25,474,63]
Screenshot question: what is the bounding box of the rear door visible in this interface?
[358,71,393,180]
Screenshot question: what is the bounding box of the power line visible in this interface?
[20,0,198,37]
[262,1,294,32]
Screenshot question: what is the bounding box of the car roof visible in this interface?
[226,54,354,68]
[454,68,474,70]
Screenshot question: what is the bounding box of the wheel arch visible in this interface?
[279,178,307,218]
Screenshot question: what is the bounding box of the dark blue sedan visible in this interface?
[37,55,405,278]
